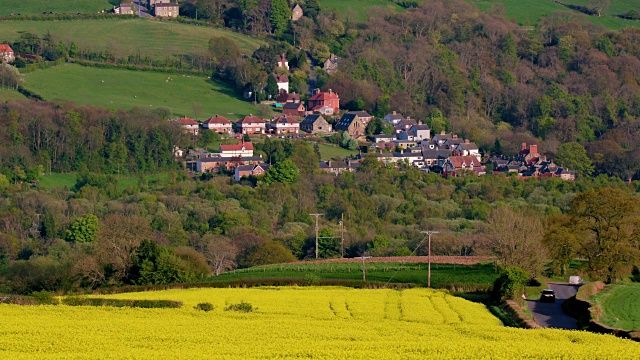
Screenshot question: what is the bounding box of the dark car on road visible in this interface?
[540,289,556,303]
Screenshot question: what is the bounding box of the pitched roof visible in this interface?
[309,91,339,101]
[275,53,287,63]
[203,114,231,125]
[274,116,299,124]
[422,149,452,159]
[348,111,372,118]
[220,141,254,152]
[277,92,300,103]
[274,74,289,83]
[458,142,479,151]
[411,124,431,131]
[156,3,179,7]
[335,113,358,128]
[177,116,197,126]
[236,115,265,124]
[385,112,404,120]
[283,102,303,110]
[0,44,13,53]
[301,114,325,125]
[447,156,481,168]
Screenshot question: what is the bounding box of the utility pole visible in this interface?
[309,213,323,259]
[339,213,344,257]
[355,253,371,281]
[420,230,439,288]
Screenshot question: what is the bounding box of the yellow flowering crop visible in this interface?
[0,287,637,359]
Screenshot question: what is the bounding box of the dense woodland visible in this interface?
[2,0,640,293]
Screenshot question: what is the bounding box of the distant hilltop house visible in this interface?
[275,53,289,70]
[0,44,15,63]
[324,54,339,74]
[155,2,179,17]
[274,74,289,94]
[114,2,134,15]
[291,4,303,21]
[175,116,199,135]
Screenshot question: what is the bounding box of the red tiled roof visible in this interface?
[221,142,254,152]
[275,75,289,83]
[177,116,197,125]
[309,91,339,101]
[0,44,13,53]
[236,115,265,124]
[448,156,480,169]
[203,114,231,125]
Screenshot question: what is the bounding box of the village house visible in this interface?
[175,116,199,135]
[454,140,481,159]
[196,155,263,173]
[275,53,289,70]
[274,74,289,94]
[300,114,331,134]
[389,140,418,150]
[408,124,431,142]
[324,54,339,74]
[432,131,455,147]
[201,114,233,134]
[319,160,360,175]
[0,44,15,63]
[154,2,179,17]
[114,2,134,15]
[268,116,300,135]
[220,141,254,157]
[518,143,542,165]
[234,164,269,182]
[291,4,303,21]
[347,111,373,125]
[313,105,335,116]
[308,89,340,113]
[235,115,266,134]
[422,148,452,167]
[282,102,306,117]
[383,111,404,125]
[373,134,397,143]
[334,113,365,137]
[443,156,483,175]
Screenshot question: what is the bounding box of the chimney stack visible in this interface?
[521,142,527,151]
[530,144,538,154]
[392,111,396,115]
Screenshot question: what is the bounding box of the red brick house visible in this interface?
[235,115,266,134]
[234,164,269,181]
[201,114,233,134]
[0,44,15,63]
[308,89,340,113]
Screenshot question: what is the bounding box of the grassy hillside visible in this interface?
[0,19,265,58]
[2,287,639,358]
[0,89,28,102]
[0,0,112,16]
[320,0,404,21]
[470,0,639,29]
[590,283,640,331]
[22,64,257,118]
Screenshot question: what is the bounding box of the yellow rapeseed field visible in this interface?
[0,287,638,359]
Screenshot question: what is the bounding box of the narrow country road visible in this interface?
[527,283,580,329]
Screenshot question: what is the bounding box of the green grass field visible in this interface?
[23,64,257,118]
[590,282,640,331]
[470,0,639,29]
[316,143,359,160]
[320,0,404,22]
[213,262,498,289]
[0,0,113,16]
[38,172,172,190]
[0,89,28,102]
[0,19,265,58]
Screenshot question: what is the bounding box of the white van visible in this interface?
[569,276,583,285]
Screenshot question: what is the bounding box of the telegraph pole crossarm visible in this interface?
[420,230,439,288]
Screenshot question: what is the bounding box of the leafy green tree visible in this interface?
[244,240,296,266]
[265,74,279,98]
[543,214,579,276]
[570,188,640,283]
[264,159,299,184]
[555,142,593,178]
[65,214,99,243]
[318,227,340,258]
[270,0,291,37]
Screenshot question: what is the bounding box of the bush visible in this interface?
[492,266,529,302]
[225,301,255,313]
[195,302,215,312]
[62,297,182,308]
[631,266,640,283]
[31,291,59,305]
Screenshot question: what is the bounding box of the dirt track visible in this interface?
[288,256,494,265]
